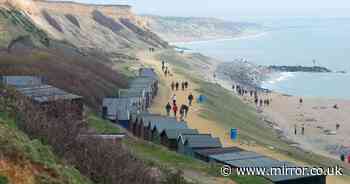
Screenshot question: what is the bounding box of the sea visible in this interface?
[175,17,350,99]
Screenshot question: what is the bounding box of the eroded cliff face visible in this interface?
[0,0,168,52]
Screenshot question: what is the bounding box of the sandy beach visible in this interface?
[216,71,350,161]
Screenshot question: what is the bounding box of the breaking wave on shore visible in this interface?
[262,72,295,85]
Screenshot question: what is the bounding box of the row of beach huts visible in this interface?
[1,69,326,184]
[101,68,326,184]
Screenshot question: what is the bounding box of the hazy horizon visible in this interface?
[66,0,350,19]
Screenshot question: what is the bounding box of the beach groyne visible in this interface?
[268,65,332,73]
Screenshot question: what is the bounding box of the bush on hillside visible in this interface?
[0,176,8,184]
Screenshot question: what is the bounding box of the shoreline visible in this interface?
[214,70,350,160]
[170,31,268,46]
[170,34,350,162]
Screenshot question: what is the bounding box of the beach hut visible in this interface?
[131,113,163,139]
[194,147,243,162]
[150,119,188,144]
[16,85,83,120]
[129,77,158,98]
[177,134,222,157]
[102,98,138,128]
[118,88,146,110]
[209,151,326,184]
[139,68,158,80]
[0,76,44,87]
[160,129,198,150]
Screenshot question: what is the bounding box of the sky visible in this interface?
[71,0,350,19]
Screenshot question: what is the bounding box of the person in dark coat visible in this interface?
[254,98,258,106]
[180,104,189,119]
[171,82,175,91]
[181,82,185,91]
[188,93,194,106]
[340,154,345,162]
[165,102,172,116]
[184,81,189,89]
[175,82,179,91]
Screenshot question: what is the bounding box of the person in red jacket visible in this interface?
[348,154,350,164]
[173,104,178,117]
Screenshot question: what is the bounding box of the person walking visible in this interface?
[294,124,297,135]
[254,98,258,106]
[188,93,194,106]
[179,106,185,121]
[162,61,165,71]
[175,82,179,91]
[165,102,172,116]
[336,123,340,131]
[340,154,345,162]
[301,124,305,135]
[184,81,189,89]
[299,98,303,105]
[172,94,177,105]
[182,104,189,118]
[181,82,185,91]
[173,104,178,117]
[171,82,175,91]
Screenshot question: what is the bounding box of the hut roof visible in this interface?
[139,68,158,79]
[130,77,156,85]
[1,76,43,87]
[162,129,199,139]
[194,147,243,157]
[151,120,188,134]
[179,134,222,149]
[119,88,145,98]
[222,156,313,182]
[209,151,264,162]
[103,98,136,120]
[16,85,81,103]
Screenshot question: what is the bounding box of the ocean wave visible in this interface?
[265,72,295,84]
[172,32,269,45]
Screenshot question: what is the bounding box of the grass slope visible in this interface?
[87,114,120,134]
[0,112,92,184]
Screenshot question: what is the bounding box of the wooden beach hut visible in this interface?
[160,129,198,150]
[0,76,44,87]
[102,98,138,128]
[209,151,326,184]
[16,85,83,120]
[177,134,222,157]
[194,147,243,162]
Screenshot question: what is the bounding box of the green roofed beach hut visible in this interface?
[160,129,199,150]
[177,134,222,157]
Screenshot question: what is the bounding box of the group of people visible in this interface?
[165,93,194,121]
[171,81,189,91]
[340,153,350,164]
[233,84,271,108]
[293,124,306,136]
[162,61,171,77]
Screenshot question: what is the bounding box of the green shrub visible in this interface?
[0,176,8,184]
